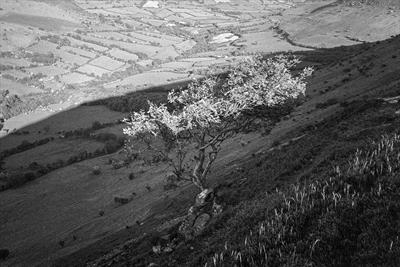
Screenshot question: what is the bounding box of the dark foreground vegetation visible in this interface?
[341,0,400,8]
[55,93,400,267]
[53,35,400,266]
[139,100,400,267]
[209,133,400,267]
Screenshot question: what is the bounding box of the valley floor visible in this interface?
[0,1,400,266]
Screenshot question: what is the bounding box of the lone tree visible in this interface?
[123,55,312,191]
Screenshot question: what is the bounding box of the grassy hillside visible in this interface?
[80,97,400,267]
[341,0,400,8]
[208,133,400,266]
[53,35,400,267]
[1,1,400,266]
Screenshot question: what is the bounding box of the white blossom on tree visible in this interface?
[123,55,312,190]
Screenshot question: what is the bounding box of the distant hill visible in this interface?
[340,0,400,8]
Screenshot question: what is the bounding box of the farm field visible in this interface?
[1,0,400,266]
[1,57,32,67]
[60,72,94,84]
[0,77,44,96]
[26,65,69,77]
[108,48,139,62]
[89,56,125,71]
[3,138,104,170]
[1,0,318,132]
[104,71,190,89]
[0,105,125,149]
[76,64,110,77]
[1,69,31,80]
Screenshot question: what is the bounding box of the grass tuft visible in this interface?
[208,134,400,267]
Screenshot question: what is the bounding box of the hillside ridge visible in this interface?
[54,35,400,267]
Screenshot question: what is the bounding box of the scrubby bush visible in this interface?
[92,166,101,175]
[91,121,103,130]
[0,90,22,120]
[23,172,36,181]
[91,91,169,113]
[315,98,339,109]
[0,137,51,161]
[67,155,78,165]
[128,173,135,180]
[104,139,122,154]
[95,132,117,142]
[28,52,57,64]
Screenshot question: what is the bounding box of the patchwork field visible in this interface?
[77,64,110,77]
[1,0,400,266]
[1,0,325,130]
[89,56,125,71]
[26,65,69,77]
[60,72,94,84]
[0,77,44,96]
[0,13,80,32]
[108,48,139,62]
[104,71,190,89]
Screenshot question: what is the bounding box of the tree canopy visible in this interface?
[123,55,312,190]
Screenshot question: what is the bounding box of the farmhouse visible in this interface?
[210,33,239,44]
[143,1,160,8]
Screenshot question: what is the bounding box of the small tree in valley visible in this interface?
[123,55,312,191]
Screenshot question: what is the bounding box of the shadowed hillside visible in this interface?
[52,35,400,267]
[0,1,400,266]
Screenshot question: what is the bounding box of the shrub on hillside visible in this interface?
[124,55,312,191]
[92,166,101,175]
[93,91,169,113]
[0,138,51,161]
[0,90,22,120]
[104,139,122,154]
[95,133,117,142]
[91,121,103,130]
[23,172,36,181]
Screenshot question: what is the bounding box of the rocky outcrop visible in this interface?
[178,188,223,239]
[114,195,133,204]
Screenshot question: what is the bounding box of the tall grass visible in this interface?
[208,134,400,267]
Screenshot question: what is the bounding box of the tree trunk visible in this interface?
[192,148,206,191]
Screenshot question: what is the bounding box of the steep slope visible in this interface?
[1,1,400,266]
[341,0,400,8]
[276,0,400,47]
[54,35,400,267]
